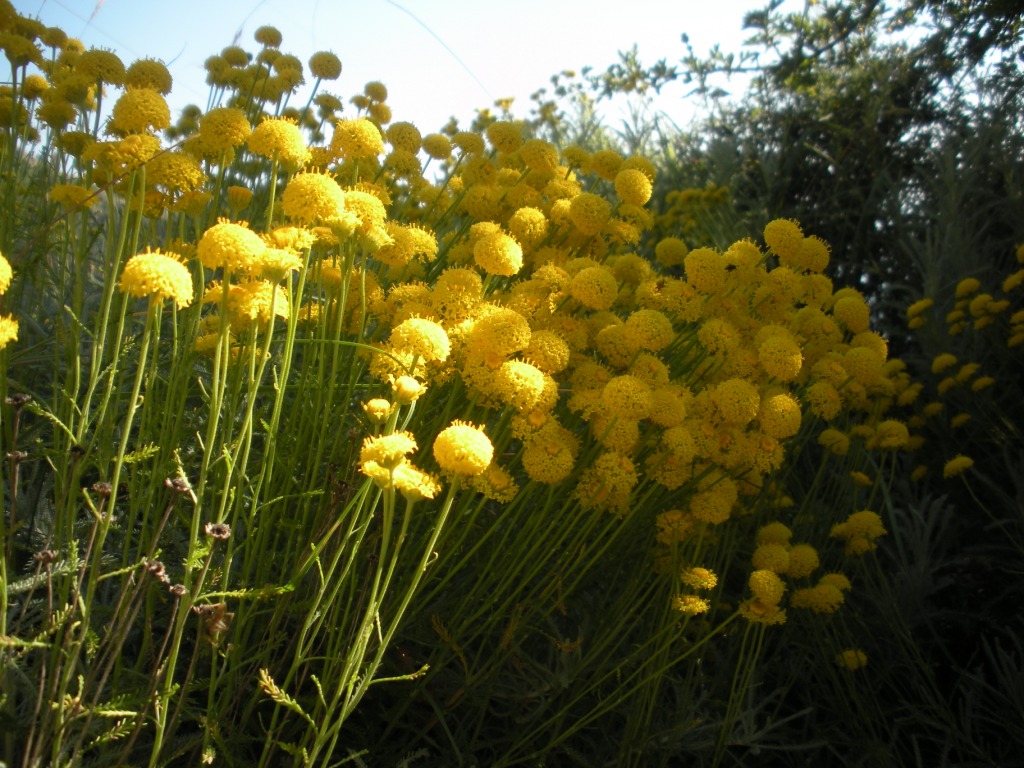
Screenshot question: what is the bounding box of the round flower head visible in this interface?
[0,251,12,294]
[280,171,347,226]
[748,569,786,606]
[758,334,803,381]
[752,543,790,574]
[680,566,718,591]
[507,206,549,250]
[672,595,710,616]
[421,132,451,159]
[197,220,266,273]
[392,375,427,404]
[467,306,531,358]
[109,87,170,134]
[473,232,523,277]
[589,148,623,180]
[76,48,126,85]
[684,248,726,293]
[790,583,845,613]
[836,649,867,671]
[568,192,611,236]
[433,421,493,477]
[520,138,559,173]
[601,375,651,420]
[309,51,342,79]
[119,249,193,308]
[614,168,653,206]
[763,218,803,261]
[386,121,422,153]
[759,393,801,439]
[0,315,18,350]
[711,378,760,425]
[655,237,688,267]
[255,25,283,47]
[787,544,820,579]
[198,107,251,153]
[943,454,973,478]
[360,431,417,471]
[832,294,871,334]
[756,521,793,547]
[486,120,522,153]
[331,118,384,160]
[389,317,450,364]
[569,266,618,311]
[249,117,311,170]
[524,330,570,374]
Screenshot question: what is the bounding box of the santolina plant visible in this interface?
[0,6,937,766]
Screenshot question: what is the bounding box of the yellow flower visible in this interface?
[249,117,311,170]
[389,317,450,364]
[748,569,785,606]
[109,87,170,134]
[568,192,611,236]
[672,594,710,616]
[433,421,493,477]
[836,649,867,670]
[786,544,820,579]
[485,120,522,153]
[758,335,803,381]
[614,168,653,206]
[309,50,342,80]
[943,454,973,478]
[569,266,618,311]
[756,522,793,547]
[832,294,870,333]
[331,118,384,159]
[198,107,251,153]
[118,249,193,308]
[680,566,718,591]
[422,133,451,159]
[683,247,726,293]
[955,277,980,298]
[473,231,523,276]
[752,543,790,574]
[931,352,957,374]
[280,171,350,227]
[125,57,172,93]
[520,138,559,173]
[712,379,760,425]
[469,463,519,503]
[0,315,19,350]
[197,220,266,274]
[763,218,803,261]
[790,583,845,613]
[655,237,688,267]
[907,297,934,318]
[601,375,651,420]
[360,431,417,471]
[0,250,12,294]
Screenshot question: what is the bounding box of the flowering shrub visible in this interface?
[0,7,942,766]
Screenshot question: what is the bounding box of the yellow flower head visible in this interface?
[569,266,618,311]
[568,192,611,236]
[680,566,718,591]
[309,50,342,80]
[249,117,311,170]
[752,543,790,574]
[614,168,653,206]
[198,107,251,153]
[485,120,522,153]
[433,420,493,477]
[119,249,193,308]
[601,375,651,420]
[331,118,384,160]
[672,594,710,616]
[360,431,417,471]
[756,521,793,547]
[0,314,19,350]
[683,247,726,293]
[280,171,348,227]
[836,649,867,670]
[759,393,801,439]
[748,569,786,606]
[655,237,688,267]
[711,378,760,425]
[763,218,803,262]
[787,544,820,579]
[943,454,973,478]
[389,317,451,364]
[790,583,845,613]
[197,220,266,273]
[520,138,559,173]
[422,132,452,159]
[473,231,523,276]
[125,57,173,93]
[109,87,170,134]
[0,251,12,294]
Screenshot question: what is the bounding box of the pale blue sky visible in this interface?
[16,0,771,132]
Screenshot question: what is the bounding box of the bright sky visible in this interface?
[16,0,769,133]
